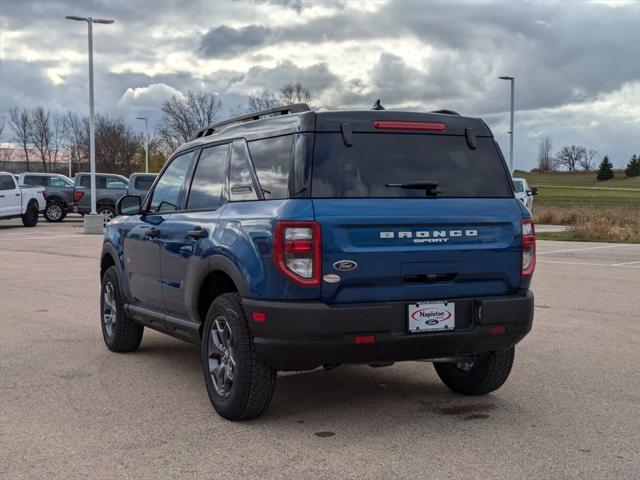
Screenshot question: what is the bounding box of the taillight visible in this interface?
[521,219,536,277]
[73,191,84,202]
[273,221,321,286]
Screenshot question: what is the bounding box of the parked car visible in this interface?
[72,173,129,225]
[0,171,46,227]
[18,172,75,222]
[512,177,538,211]
[100,104,535,421]
[127,173,157,197]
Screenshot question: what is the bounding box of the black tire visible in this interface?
[100,266,143,352]
[201,293,276,421]
[98,205,116,226]
[434,347,515,395]
[44,202,65,222]
[21,201,39,227]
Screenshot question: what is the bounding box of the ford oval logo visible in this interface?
[333,260,357,271]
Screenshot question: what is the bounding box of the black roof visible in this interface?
[174,107,493,156]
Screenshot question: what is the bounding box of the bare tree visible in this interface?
[8,107,32,171]
[537,136,555,172]
[279,82,311,105]
[48,113,68,171]
[94,114,142,175]
[29,106,52,172]
[555,145,586,172]
[0,117,4,140]
[577,148,598,171]
[66,111,89,173]
[158,91,222,150]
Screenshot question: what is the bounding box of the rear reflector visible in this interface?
[373,121,446,132]
[354,335,376,344]
[252,311,267,323]
[490,326,506,335]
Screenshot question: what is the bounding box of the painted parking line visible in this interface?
[610,260,640,267]
[537,244,633,255]
[539,260,640,268]
[0,234,94,241]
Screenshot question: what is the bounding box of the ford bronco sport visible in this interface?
[100,104,535,421]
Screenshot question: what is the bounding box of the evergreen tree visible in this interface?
[596,156,614,181]
[624,154,640,177]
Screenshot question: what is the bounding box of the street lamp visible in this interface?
[498,76,515,173]
[136,117,149,173]
[65,15,114,232]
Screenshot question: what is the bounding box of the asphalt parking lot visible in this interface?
[1,218,639,479]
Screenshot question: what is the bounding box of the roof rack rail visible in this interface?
[191,103,311,141]
[431,109,461,116]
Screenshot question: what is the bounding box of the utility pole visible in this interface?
[499,76,515,173]
[136,117,149,173]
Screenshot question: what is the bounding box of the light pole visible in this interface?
[499,76,515,173]
[136,117,149,173]
[65,15,113,230]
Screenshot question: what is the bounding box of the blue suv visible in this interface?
[100,104,535,420]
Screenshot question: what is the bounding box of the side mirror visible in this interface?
[116,194,142,215]
[528,187,539,196]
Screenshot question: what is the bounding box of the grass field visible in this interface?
[514,170,640,189]
[519,171,640,243]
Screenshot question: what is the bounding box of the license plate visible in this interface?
[408,301,455,333]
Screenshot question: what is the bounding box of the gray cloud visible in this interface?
[1,0,638,169]
[198,25,272,59]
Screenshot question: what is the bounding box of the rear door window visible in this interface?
[23,175,46,186]
[186,143,229,210]
[311,134,513,198]
[247,135,293,200]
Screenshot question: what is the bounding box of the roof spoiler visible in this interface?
[190,103,311,141]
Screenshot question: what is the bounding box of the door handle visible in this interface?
[0,195,4,198]
[145,227,160,238]
[186,227,207,239]
[15,193,21,196]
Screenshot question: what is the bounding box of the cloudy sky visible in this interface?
[1,0,639,170]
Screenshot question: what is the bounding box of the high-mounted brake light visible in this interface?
[373,121,446,132]
[73,191,84,202]
[521,219,536,277]
[273,221,321,286]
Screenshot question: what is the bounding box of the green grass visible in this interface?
[533,186,640,206]
[514,170,640,190]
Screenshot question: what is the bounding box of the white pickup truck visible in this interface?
[0,172,46,227]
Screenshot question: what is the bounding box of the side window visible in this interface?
[229,140,258,202]
[50,177,68,187]
[134,175,155,190]
[247,135,293,199]
[24,175,46,186]
[0,175,15,190]
[106,177,128,189]
[149,151,194,212]
[79,176,90,188]
[187,144,229,210]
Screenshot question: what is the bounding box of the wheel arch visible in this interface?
[189,256,251,325]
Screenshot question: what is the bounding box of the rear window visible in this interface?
[311,134,513,198]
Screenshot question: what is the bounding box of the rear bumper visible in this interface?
[243,291,534,371]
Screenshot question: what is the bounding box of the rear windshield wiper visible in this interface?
[385,181,441,197]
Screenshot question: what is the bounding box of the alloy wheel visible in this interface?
[207,316,236,397]
[46,204,63,221]
[102,281,117,338]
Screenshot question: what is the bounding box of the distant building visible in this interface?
[0,147,74,174]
